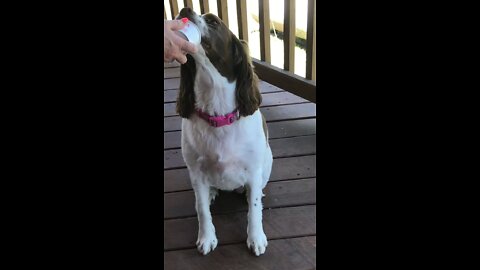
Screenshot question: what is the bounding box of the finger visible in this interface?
[180,40,198,54]
[167,19,187,31]
[169,33,198,55]
[175,53,187,64]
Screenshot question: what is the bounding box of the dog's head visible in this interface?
[176,8,261,118]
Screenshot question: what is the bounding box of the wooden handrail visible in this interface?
[253,59,316,103]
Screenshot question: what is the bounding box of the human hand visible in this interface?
[164,19,198,64]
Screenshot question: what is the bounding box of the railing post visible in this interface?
[217,0,229,28]
[236,0,248,42]
[199,0,209,14]
[183,0,193,9]
[169,0,179,18]
[284,0,296,72]
[306,0,316,80]
[259,0,271,63]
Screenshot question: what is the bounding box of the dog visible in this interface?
[175,8,273,256]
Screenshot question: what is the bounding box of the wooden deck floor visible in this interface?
[164,62,316,270]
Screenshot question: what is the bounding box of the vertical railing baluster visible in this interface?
[183,0,193,8]
[217,0,229,28]
[236,0,248,42]
[169,0,179,18]
[284,0,295,72]
[199,0,209,14]
[259,0,271,63]
[306,0,316,80]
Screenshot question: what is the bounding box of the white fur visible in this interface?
[180,11,273,256]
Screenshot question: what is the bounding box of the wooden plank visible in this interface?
[236,0,248,41]
[284,0,295,72]
[260,103,316,122]
[217,0,229,28]
[169,0,179,19]
[306,0,316,80]
[164,236,316,270]
[164,205,316,250]
[269,134,316,158]
[164,148,184,169]
[164,90,178,103]
[258,80,285,94]
[164,67,180,79]
[261,91,310,106]
[164,103,177,116]
[253,59,316,103]
[269,155,316,181]
[259,0,271,63]
[164,116,182,131]
[267,118,316,139]
[164,130,182,149]
[164,78,180,90]
[164,167,192,192]
[164,118,316,150]
[164,61,181,68]
[164,92,309,116]
[163,103,315,132]
[164,178,316,219]
[164,135,316,169]
[163,90,178,102]
[199,0,209,14]
[164,155,316,193]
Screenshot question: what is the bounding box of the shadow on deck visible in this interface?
[164,61,316,270]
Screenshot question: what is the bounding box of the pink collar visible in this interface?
[196,109,239,128]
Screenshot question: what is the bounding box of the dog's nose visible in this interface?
[179,7,194,17]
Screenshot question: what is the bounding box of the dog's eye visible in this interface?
[205,18,219,26]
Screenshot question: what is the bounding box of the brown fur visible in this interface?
[176,54,196,118]
[233,39,262,117]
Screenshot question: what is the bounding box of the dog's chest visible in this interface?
[195,136,253,190]
[198,155,249,190]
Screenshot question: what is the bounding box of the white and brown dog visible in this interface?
[175,8,273,256]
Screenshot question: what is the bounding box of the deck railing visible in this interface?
[164,0,316,103]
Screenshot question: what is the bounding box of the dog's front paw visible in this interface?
[247,231,268,256]
[196,232,218,255]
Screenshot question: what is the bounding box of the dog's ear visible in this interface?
[176,55,196,118]
[233,38,261,117]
